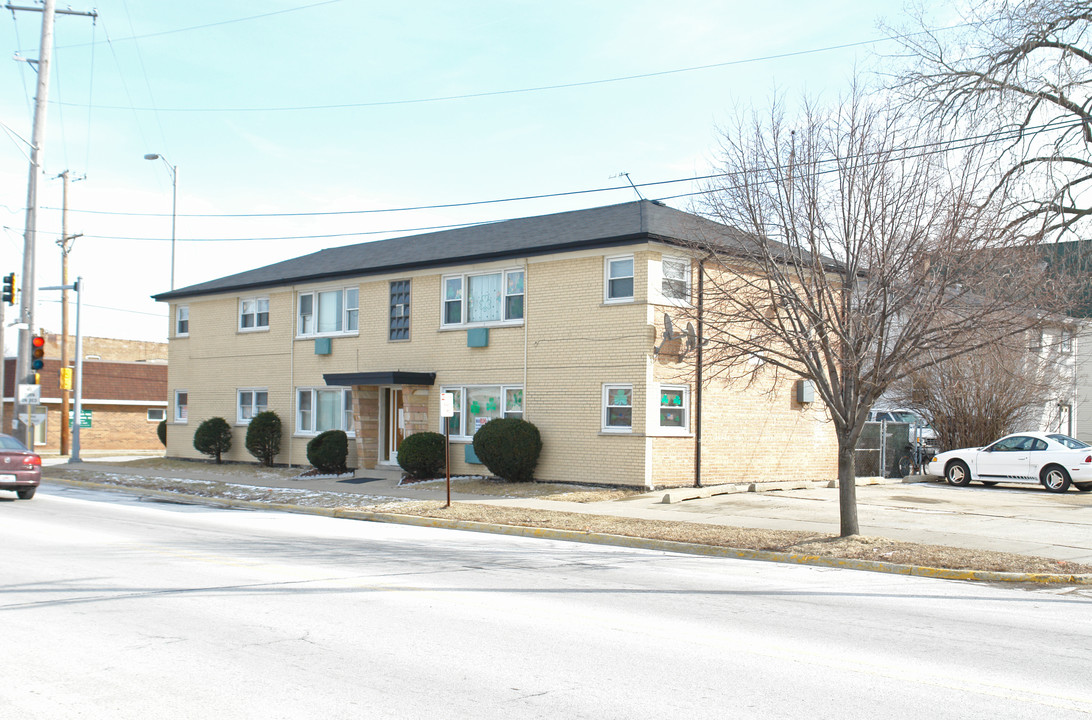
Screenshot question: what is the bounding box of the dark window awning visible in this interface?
[323,371,436,387]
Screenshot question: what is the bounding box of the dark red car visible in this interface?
[0,433,41,500]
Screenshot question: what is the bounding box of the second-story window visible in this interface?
[605,256,634,302]
[390,280,410,341]
[298,287,358,336]
[661,257,690,302]
[441,269,525,327]
[176,306,189,336]
[239,297,269,331]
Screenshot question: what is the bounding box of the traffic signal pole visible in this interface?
[13,0,57,447]
[8,1,96,446]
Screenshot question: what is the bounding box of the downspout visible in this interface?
[695,258,704,488]
[523,258,529,416]
[288,288,295,468]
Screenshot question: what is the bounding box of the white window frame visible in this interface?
[174,390,188,423]
[656,384,690,435]
[239,296,270,332]
[295,387,355,436]
[147,408,166,422]
[440,268,525,328]
[440,384,524,440]
[602,383,634,432]
[297,287,359,338]
[605,255,635,303]
[175,306,189,337]
[237,388,268,424]
[660,256,691,305]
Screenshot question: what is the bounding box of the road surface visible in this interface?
[2,485,1090,719]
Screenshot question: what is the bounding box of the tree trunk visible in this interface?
[837,440,859,537]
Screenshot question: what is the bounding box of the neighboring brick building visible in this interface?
[2,334,167,452]
[153,201,839,488]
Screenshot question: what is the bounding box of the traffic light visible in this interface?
[31,334,46,374]
[1,273,13,305]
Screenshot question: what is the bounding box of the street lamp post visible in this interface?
[144,154,177,290]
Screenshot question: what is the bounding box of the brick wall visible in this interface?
[161,245,838,486]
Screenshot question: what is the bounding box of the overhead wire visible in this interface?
[53,24,971,114]
[42,117,1086,224]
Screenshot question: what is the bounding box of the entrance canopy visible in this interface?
[323,371,436,387]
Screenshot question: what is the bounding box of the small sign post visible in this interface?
[440,392,455,508]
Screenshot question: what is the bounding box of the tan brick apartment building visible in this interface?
[2,334,168,452]
[153,201,838,488]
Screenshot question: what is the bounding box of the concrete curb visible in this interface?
[45,478,1092,586]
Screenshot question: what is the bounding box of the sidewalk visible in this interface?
[39,455,1092,565]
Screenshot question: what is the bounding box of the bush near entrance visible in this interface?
[398,432,446,480]
[307,430,349,474]
[157,419,166,447]
[245,411,282,466]
[473,418,541,483]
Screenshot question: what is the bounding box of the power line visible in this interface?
[49,0,342,50]
[55,26,967,115]
[43,117,1083,224]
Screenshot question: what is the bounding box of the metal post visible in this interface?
[694,258,704,488]
[70,277,83,462]
[170,164,177,291]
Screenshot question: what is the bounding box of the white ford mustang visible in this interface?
[924,432,1092,493]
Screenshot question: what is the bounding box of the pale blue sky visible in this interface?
[0,0,948,345]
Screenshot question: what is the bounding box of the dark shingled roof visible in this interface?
[153,200,743,301]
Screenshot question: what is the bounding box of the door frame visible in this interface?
[379,386,404,465]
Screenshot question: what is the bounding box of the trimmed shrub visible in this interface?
[245,411,282,466]
[307,430,349,475]
[157,419,167,447]
[193,417,232,463]
[397,432,446,480]
[472,418,542,483]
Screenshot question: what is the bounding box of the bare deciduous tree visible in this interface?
[889,329,1076,451]
[684,89,1070,537]
[889,0,1092,238]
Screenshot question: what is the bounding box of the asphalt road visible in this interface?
[3,485,1092,719]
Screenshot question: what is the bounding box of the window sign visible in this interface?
[603,385,633,430]
[660,387,687,428]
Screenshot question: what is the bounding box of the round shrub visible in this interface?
[245,411,282,466]
[307,430,349,475]
[157,419,167,447]
[397,431,446,480]
[193,416,233,464]
[472,418,541,483]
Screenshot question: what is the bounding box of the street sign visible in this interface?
[440,392,455,417]
[17,383,40,405]
[68,408,92,428]
[60,367,73,390]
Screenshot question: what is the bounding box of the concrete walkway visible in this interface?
[39,456,1092,564]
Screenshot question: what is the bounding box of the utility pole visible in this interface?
[6,0,96,445]
[56,170,83,455]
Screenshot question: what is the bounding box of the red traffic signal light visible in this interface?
[31,335,45,371]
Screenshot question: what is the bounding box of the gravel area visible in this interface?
[42,461,1092,577]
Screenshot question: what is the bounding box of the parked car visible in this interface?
[0,433,41,500]
[923,431,1092,493]
[868,408,938,447]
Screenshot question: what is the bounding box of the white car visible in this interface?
[924,432,1092,493]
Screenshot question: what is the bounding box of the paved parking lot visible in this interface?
[601,479,1092,563]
